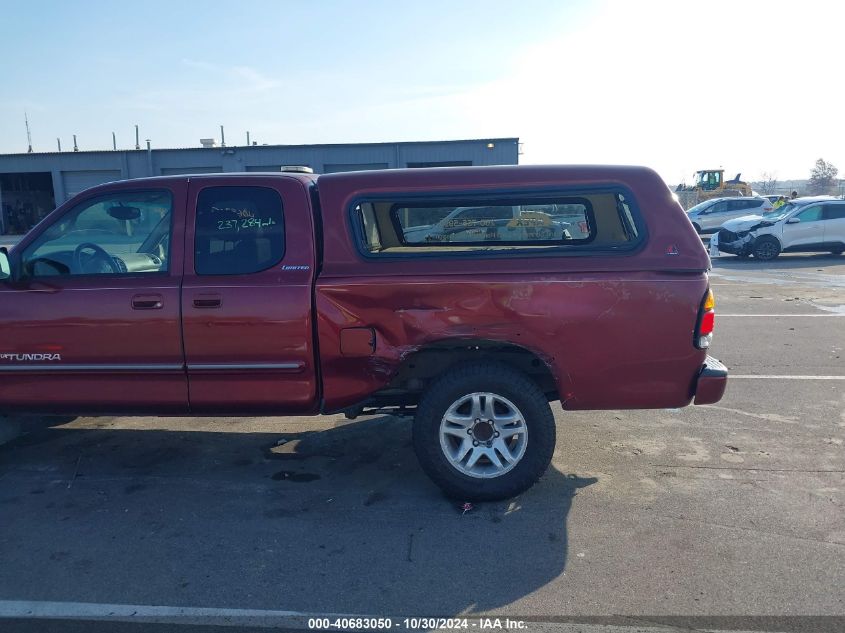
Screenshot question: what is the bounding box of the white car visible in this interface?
[685,196,773,234]
[710,196,845,260]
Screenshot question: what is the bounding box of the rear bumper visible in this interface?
[693,356,728,405]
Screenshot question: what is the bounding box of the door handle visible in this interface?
[193,294,222,309]
[132,294,163,310]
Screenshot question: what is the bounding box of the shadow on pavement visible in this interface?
[0,415,76,446]
[0,415,596,616]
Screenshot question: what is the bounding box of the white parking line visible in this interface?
[730,375,845,380]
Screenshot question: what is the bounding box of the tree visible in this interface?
[758,171,779,194]
[808,158,838,195]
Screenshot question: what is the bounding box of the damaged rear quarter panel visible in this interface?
[316,272,709,412]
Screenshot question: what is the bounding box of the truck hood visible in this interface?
[721,214,775,232]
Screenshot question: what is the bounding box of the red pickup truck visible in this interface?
[0,165,726,499]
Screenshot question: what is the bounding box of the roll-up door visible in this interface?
[62,170,122,200]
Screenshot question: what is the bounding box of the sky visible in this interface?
[0,0,842,185]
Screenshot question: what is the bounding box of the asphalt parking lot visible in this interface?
[1,254,844,632]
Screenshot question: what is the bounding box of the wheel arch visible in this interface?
[754,232,783,248]
[371,338,561,408]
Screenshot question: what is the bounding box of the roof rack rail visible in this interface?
[280,165,313,174]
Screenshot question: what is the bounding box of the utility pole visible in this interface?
[135,125,140,150]
[146,139,153,176]
[112,132,117,150]
[220,125,226,147]
[57,138,62,152]
[25,113,33,153]
[246,130,250,146]
[73,135,78,152]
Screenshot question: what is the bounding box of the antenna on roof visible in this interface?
[25,112,33,153]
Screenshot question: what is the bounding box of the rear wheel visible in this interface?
[753,236,781,261]
[413,362,556,501]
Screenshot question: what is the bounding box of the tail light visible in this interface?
[695,288,715,349]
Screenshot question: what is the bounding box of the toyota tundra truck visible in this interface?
[0,165,727,500]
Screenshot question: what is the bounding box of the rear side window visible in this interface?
[824,204,845,220]
[354,191,642,255]
[725,199,759,211]
[194,186,285,275]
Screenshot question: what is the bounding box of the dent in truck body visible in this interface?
[315,271,710,413]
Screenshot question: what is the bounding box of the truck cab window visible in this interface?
[20,191,172,277]
[193,186,285,275]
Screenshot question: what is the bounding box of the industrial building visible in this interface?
[0,137,519,236]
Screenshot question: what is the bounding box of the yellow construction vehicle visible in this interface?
[675,169,753,209]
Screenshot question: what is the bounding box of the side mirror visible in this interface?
[786,217,801,224]
[0,247,11,281]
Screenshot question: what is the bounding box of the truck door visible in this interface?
[0,180,188,413]
[181,176,318,414]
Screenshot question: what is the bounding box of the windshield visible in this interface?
[686,200,715,214]
[762,202,798,222]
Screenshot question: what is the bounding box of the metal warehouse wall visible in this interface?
[0,138,519,205]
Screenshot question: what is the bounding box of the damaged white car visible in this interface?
[710,196,845,261]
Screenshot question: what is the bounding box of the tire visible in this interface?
[413,362,556,501]
[753,236,781,261]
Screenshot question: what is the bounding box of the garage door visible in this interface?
[62,170,122,201]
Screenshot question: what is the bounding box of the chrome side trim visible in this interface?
[187,363,304,371]
[0,362,305,373]
[0,364,184,372]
